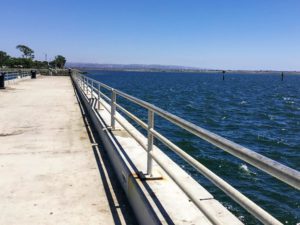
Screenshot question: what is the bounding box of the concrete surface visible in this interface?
[0,76,137,225]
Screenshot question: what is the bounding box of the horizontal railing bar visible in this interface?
[115,103,148,130]
[111,103,281,224]
[80,76,147,149]
[81,75,113,91]
[79,76,114,107]
[114,89,153,109]
[82,81,111,108]
[79,76,113,104]
[113,89,300,190]
[100,82,113,91]
[112,107,223,224]
[79,77,111,112]
[99,99,111,112]
[114,115,147,150]
[3,71,30,82]
[100,92,111,102]
[150,151,224,225]
[91,85,97,91]
[150,128,283,225]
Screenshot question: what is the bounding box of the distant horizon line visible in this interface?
[66,62,300,73]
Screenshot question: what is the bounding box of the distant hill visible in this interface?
[66,62,300,74]
[66,62,205,71]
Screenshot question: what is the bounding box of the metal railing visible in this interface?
[1,70,31,85]
[72,72,300,225]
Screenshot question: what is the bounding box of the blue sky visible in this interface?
[1,0,299,70]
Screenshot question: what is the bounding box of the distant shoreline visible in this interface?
[74,67,300,75]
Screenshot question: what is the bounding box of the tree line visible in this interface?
[0,45,66,69]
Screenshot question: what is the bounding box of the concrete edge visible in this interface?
[70,76,161,225]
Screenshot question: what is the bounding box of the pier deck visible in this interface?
[0,76,136,225]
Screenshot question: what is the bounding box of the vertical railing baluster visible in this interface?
[86,78,89,96]
[89,79,92,99]
[111,89,116,130]
[86,78,88,94]
[91,80,93,99]
[98,83,101,110]
[147,110,154,176]
[85,77,87,94]
[86,78,90,98]
[82,77,84,91]
[83,77,85,93]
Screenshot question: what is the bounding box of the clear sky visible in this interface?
[1,0,299,70]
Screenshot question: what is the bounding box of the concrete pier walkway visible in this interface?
[0,76,136,225]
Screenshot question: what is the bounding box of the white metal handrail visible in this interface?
[73,72,300,225]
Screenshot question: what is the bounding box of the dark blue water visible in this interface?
[87,70,300,224]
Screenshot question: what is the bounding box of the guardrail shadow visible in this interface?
[87,98,175,225]
[106,123,176,225]
[73,81,139,225]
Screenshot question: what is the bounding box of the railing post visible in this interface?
[111,89,116,130]
[97,83,101,110]
[147,110,154,176]
[82,77,84,90]
[91,80,93,99]
[83,77,85,92]
[87,79,90,97]
[85,78,88,95]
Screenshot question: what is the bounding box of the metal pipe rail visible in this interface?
[73,72,300,225]
[1,71,30,85]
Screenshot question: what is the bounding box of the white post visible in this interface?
[91,80,93,99]
[111,89,116,130]
[98,83,101,109]
[147,110,154,176]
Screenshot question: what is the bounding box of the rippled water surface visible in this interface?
[87,70,300,224]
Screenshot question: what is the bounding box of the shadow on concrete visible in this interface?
[73,80,139,225]
[107,123,175,225]
[90,100,175,225]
